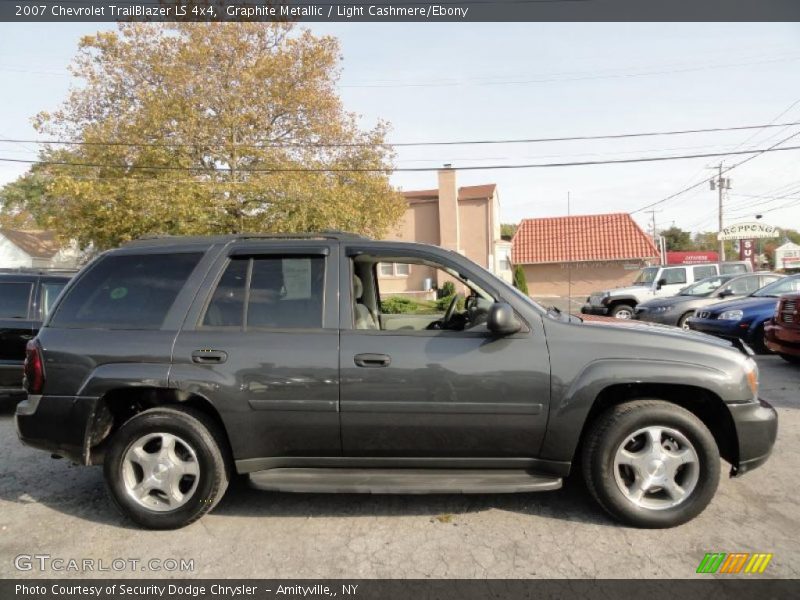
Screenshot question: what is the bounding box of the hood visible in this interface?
[580,315,736,350]
[703,295,778,314]
[599,285,654,297]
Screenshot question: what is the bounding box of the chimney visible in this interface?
[437,164,460,252]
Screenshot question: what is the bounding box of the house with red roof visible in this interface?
[380,166,512,297]
[511,213,659,297]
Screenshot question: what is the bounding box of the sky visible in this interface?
[1,22,799,237]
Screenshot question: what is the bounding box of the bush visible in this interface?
[380,297,419,314]
[435,294,465,312]
[438,281,456,299]
[513,265,529,295]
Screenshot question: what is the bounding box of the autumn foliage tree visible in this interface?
[6,23,405,249]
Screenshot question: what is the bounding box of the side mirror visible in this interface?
[487,302,521,336]
[718,289,732,298]
[656,278,667,290]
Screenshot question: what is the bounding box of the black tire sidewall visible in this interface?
[611,304,635,319]
[587,403,720,528]
[104,409,226,529]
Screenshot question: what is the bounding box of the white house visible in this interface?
[774,241,800,272]
[0,229,84,270]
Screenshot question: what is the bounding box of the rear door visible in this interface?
[0,276,35,390]
[170,241,341,468]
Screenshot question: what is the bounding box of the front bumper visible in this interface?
[765,321,800,356]
[728,397,778,476]
[686,317,743,340]
[634,308,679,326]
[15,394,100,464]
[581,304,608,316]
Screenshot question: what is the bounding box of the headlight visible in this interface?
[718,310,744,321]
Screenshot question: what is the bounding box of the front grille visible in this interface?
[781,299,797,324]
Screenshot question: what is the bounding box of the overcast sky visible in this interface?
[1,22,799,236]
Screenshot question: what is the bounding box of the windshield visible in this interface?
[632,267,659,286]
[752,276,800,297]
[679,275,733,297]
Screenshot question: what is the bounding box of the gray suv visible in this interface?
[16,233,777,530]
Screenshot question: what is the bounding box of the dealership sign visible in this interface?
[717,222,780,240]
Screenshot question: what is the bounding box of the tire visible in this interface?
[104,406,230,530]
[582,399,720,528]
[610,304,635,319]
[749,322,770,354]
[677,312,693,330]
[780,353,800,365]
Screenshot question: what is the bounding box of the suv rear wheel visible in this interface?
[582,399,720,528]
[104,406,229,529]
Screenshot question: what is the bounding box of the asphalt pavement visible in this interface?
[0,355,797,579]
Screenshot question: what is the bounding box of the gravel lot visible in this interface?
[0,355,797,579]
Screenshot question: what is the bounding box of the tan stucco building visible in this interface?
[380,167,512,297]
[511,213,659,298]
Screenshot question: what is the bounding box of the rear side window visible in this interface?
[202,255,325,329]
[50,253,202,329]
[0,282,32,318]
[662,268,687,285]
[693,265,717,280]
[721,263,748,275]
[41,282,67,318]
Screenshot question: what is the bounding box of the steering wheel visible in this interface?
[441,293,464,328]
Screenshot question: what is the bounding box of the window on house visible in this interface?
[378,263,410,277]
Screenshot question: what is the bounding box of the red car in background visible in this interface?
[765,293,800,364]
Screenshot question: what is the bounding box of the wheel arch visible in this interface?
[87,386,233,468]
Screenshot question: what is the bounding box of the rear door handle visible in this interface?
[192,350,228,364]
[354,353,391,368]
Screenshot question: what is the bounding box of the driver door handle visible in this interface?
[192,349,228,364]
[354,353,391,368]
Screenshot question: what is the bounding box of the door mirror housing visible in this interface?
[656,278,667,290]
[487,302,521,336]
[718,288,733,298]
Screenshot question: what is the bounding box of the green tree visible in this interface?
[500,223,518,241]
[0,166,49,229]
[513,264,529,295]
[15,23,405,249]
[661,226,693,251]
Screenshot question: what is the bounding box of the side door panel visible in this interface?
[170,243,341,462]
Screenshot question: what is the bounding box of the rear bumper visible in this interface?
[581,304,608,316]
[728,397,778,477]
[15,394,100,464]
[765,322,800,356]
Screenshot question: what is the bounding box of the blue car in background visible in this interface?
[687,274,800,352]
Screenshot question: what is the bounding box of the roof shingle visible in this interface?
[511,213,658,264]
[0,229,61,259]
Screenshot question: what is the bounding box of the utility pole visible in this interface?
[709,163,731,262]
[646,209,662,263]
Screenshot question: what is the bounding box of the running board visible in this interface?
[248,468,562,494]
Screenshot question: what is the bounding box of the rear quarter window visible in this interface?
[0,282,33,319]
[50,252,202,329]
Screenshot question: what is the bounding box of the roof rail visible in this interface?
[0,267,77,275]
[136,230,370,242]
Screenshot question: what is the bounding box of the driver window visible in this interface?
[352,256,494,333]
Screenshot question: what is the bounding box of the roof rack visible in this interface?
[0,267,77,275]
[136,230,369,242]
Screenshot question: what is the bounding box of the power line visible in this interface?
[629,127,800,215]
[4,143,800,174]
[3,121,800,150]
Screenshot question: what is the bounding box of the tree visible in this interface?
[0,169,46,229]
[15,23,405,249]
[500,223,518,241]
[661,226,693,251]
[513,264,529,295]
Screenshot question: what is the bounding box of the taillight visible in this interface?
[24,340,45,394]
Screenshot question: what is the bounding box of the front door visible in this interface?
[338,247,551,458]
[171,243,341,465]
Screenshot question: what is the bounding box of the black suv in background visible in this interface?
[0,270,72,399]
[16,234,777,530]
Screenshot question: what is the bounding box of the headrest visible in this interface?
[353,275,364,300]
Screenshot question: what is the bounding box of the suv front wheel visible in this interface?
[104,406,230,529]
[582,400,720,528]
